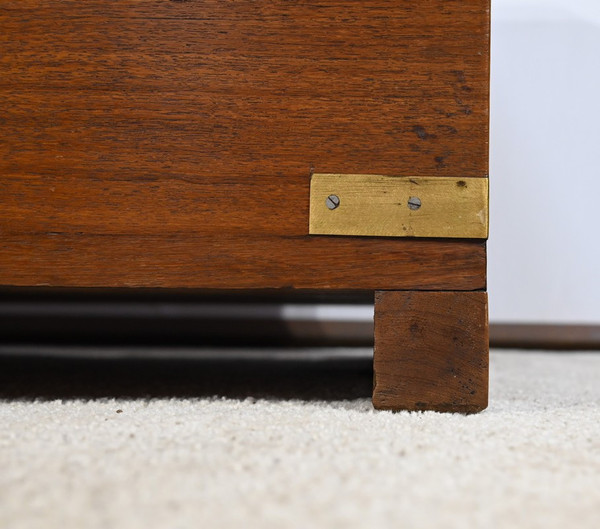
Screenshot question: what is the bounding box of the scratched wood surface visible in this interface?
[0,0,489,289]
[373,291,489,413]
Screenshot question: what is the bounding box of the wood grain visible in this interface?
[0,1,489,289]
[373,291,489,413]
[0,234,485,290]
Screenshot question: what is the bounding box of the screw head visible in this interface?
[408,196,421,210]
[326,194,340,210]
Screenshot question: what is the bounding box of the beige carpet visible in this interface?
[1,349,599,529]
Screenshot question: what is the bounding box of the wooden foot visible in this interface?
[373,291,489,413]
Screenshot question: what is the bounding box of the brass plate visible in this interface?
[309,174,489,239]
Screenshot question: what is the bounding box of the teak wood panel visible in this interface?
[0,1,489,290]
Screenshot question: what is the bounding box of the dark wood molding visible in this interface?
[489,324,600,351]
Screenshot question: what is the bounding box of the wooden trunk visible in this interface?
[0,0,490,412]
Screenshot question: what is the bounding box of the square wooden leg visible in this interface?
[373,291,489,413]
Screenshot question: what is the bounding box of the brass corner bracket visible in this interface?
[309,173,488,239]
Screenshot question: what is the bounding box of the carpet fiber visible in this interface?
[1,349,599,528]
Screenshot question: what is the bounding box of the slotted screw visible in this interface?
[408,196,421,210]
[326,194,340,210]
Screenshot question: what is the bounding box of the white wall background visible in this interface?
[489,0,600,323]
